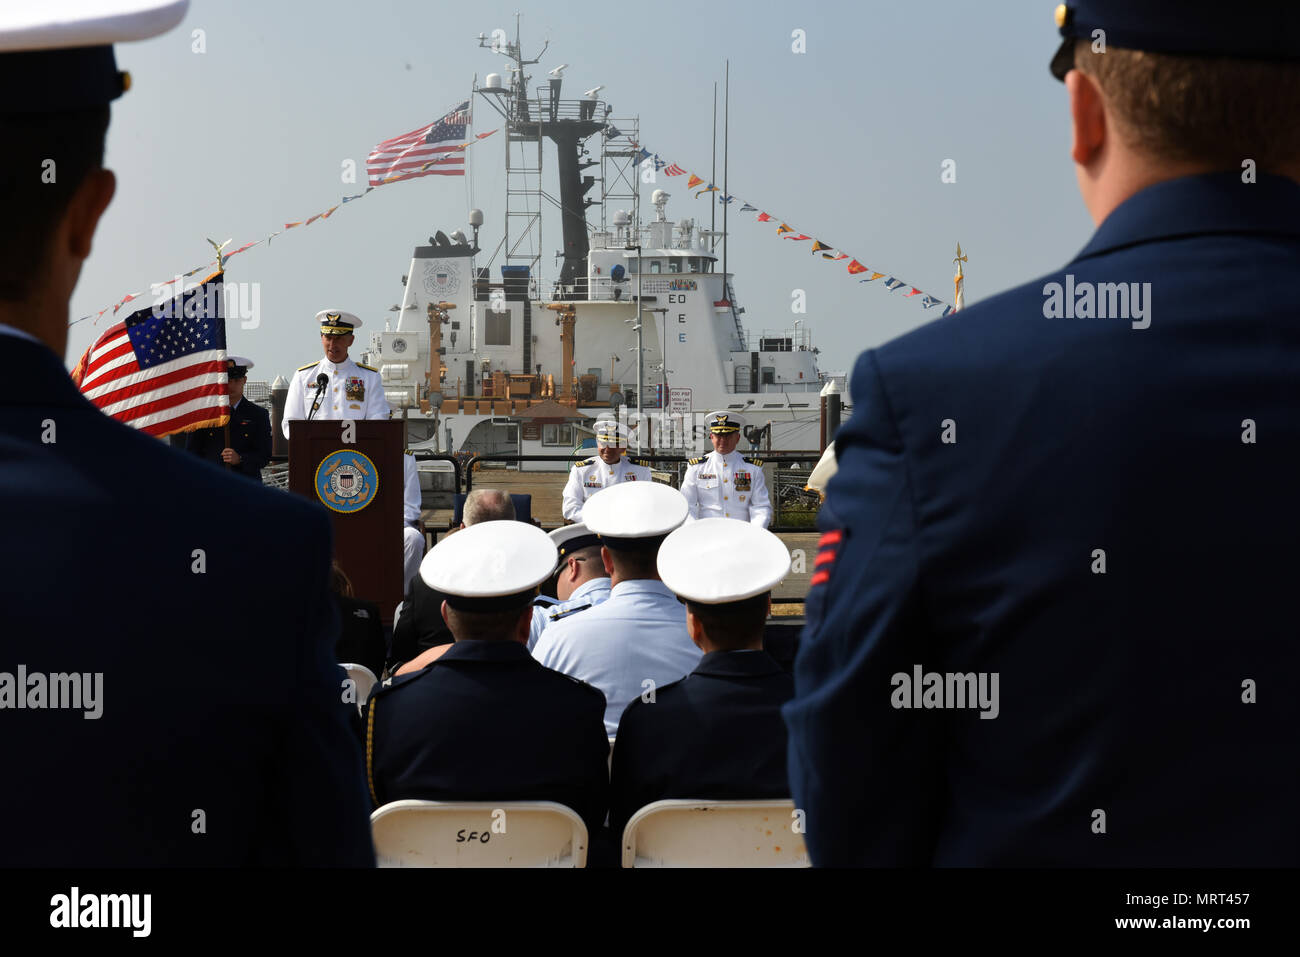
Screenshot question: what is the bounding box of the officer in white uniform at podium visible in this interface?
[282,309,423,588]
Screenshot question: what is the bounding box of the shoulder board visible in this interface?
[356,363,378,372]
[559,672,607,701]
[371,668,426,697]
[745,457,764,467]
[688,457,703,466]
[533,595,559,608]
[404,448,414,456]
[296,361,319,372]
[575,457,595,467]
[548,602,591,622]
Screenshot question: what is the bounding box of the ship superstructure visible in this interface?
[362,23,829,462]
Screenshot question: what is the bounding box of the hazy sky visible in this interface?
[68,0,1092,382]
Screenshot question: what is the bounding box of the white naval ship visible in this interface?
[349,26,837,467]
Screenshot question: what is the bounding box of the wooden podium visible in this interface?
[288,419,404,623]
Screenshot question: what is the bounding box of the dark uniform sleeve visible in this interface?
[574,688,613,853]
[782,349,944,866]
[608,699,650,841]
[239,403,272,478]
[263,516,375,865]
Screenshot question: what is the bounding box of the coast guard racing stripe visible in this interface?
[809,528,844,588]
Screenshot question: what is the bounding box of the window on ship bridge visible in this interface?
[485,311,511,346]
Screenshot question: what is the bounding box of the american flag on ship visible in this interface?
[70,272,230,438]
[366,101,470,186]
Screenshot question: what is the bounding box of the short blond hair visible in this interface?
[1074,40,1300,171]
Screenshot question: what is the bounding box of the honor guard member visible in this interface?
[610,518,796,839]
[184,355,272,480]
[528,522,612,651]
[534,481,701,735]
[681,411,772,527]
[562,418,652,522]
[366,521,610,837]
[0,0,373,866]
[785,0,1300,867]
[281,310,390,437]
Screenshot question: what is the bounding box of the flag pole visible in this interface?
[953,242,968,312]
[206,252,233,469]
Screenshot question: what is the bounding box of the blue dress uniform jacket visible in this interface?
[184,396,272,479]
[610,649,794,838]
[366,640,610,836]
[784,173,1300,867]
[0,332,374,866]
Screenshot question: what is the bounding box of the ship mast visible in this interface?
[476,15,605,301]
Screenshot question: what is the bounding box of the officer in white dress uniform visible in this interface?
[561,419,652,522]
[528,523,611,651]
[281,310,390,437]
[282,310,424,587]
[533,482,702,735]
[680,411,772,527]
[401,450,425,591]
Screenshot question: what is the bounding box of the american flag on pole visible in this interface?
[70,271,230,438]
[366,101,470,186]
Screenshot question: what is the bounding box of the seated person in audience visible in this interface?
[330,562,385,680]
[609,519,796,839]
[528,523,611,651]
[389,488,515,671]
[366,521,610,838]
[533,482,701,736]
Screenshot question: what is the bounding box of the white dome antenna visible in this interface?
[652,190,670,221]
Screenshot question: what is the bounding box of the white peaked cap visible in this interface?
[0,0,189,52]
[549,522,602,559]
[582,481,687,542]
[657,518,790,603]
[316,310,363,334]
[420,520,557,607]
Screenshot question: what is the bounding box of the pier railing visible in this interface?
[459,451,822,534]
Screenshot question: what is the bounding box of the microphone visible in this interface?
[307,373,329,421]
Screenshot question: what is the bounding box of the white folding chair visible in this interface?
[371,800,588,867]
[621,799,810,868]
[340,663,377,716]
